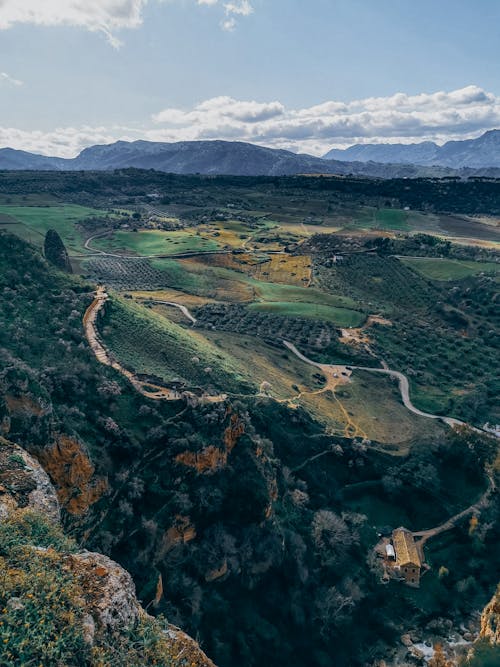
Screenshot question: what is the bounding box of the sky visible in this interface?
[1,0,500,157]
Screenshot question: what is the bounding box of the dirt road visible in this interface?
[284,341,493,436]
[147,300,197,325]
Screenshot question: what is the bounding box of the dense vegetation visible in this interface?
[43,228,72,272]
[1,170,500,216]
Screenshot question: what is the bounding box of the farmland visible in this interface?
[247,301,365,327]
[401,257,499,280]
[1,173,498,436]
[0,203,105,255]
[92,229,220,256]
[1,170,499,667]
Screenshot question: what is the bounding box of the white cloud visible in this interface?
[149,85,500,155]
[0,72,23,87]
[2,86,500,158]
[224,1,253,17]
[0,1,149,47]
[0,0,253,46]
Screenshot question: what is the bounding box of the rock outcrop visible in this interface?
[480,585,500,645]
[0,436,60,523]
[0,436,216,667]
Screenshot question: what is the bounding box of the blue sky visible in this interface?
[1,0,500,156]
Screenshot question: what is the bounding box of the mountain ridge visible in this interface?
[0,139,470,178]
[324,129,500,168]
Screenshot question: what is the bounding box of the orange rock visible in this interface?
[94,566,108,577]
[36,435,108,515]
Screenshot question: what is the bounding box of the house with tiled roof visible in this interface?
[392,527,421,587]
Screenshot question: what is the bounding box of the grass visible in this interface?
[251,280,359,308]
[202,330,321,400]
[0,508,181,666]
[0,204,105,255]
[375,208,410,230]
[401,257,499,281]
[248,301,365,327]
[101,297,254,393]
[93,229,220,256]
[298,369,441,449]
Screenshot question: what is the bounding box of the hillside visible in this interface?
[324,129,500,169]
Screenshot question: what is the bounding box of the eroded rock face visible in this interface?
[480,585,500,645]
[0,436,60,523]
[35,435,108,516]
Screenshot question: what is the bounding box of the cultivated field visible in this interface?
[0,204,104,255]
[92,229,220,256]
[401,257,499,280]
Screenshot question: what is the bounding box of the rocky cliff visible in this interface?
[0,436,216,667]
[479,585,500,646]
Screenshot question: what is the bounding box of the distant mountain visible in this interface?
[0,147,66,171]
[0,139,460,178]
[323,129,500,169]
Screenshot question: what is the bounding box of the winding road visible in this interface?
[283,341,493,436]
[83,285,495,438]
[143,300,197,325]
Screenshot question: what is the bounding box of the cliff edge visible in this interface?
[0,436,216,666]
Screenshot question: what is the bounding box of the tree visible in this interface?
[43,229,72,273]
[428,644,456,667]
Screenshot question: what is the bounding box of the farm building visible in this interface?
[392,528,421,587]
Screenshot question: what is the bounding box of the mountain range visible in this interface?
[323,129,500,169]
[0,140,436,177]
[1,133,500,178]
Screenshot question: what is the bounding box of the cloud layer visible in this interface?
[150,85,500,155]
[2,86,500,158]
[0,0,254,45]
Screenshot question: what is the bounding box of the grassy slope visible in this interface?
[401,257,499,280]
[94,230,220,256]
[248,301,365,327]
[0,204,104,255]
[101,297,254,393]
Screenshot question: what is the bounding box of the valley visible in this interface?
[0,171,499,667]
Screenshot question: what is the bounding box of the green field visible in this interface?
[401,257,499,280]
[0,204,105,255]
[93,230,220,256]
[101,297,253,393]
[248,301,365,327]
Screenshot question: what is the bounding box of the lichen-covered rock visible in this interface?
[0,436,60,523]
[164,625,216,667]
[66,550,142,632]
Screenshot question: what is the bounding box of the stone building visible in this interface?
[392,528,421,587]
